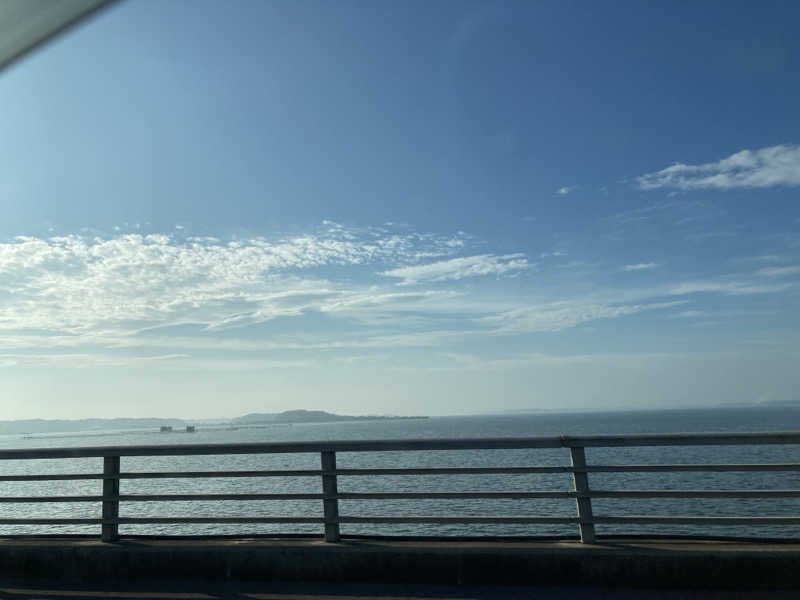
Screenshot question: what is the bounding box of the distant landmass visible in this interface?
[0,410,427,435]
[233,409,427,425]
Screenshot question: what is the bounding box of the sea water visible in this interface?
[0,407,799,538]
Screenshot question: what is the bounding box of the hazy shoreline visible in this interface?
[2,404,798,437]
[0,409,429,436]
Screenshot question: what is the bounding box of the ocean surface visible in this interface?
[1,407,800,539]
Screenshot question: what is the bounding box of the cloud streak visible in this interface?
[637,144,800,191]
[482,300,686,334]
[668,279,797,296]
[624,262,661,271]
[756,265,800,277]
[381,254,530,285]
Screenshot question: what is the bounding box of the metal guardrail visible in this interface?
[1,432,800,543]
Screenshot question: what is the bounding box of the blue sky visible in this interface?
[1,0,799,419]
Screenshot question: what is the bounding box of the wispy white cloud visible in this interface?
[0,326,490,370]
[670,310,707,319]
[668,279,797,296]
[426,350,698,372]
[667,308,776,320]
[0,225,469,336]
[2,219,797,372]
[556,260,599,270]
[317,290,476,327]
[756,265,800,277]
[0,352,318,371]
[381,254,530,285]
[320,290,452,313]
[624,262,661,271]
[556,186,578,195]
[731,254,784,264]
[482,300,686,334]
[637,144,800,191]
[0,224,541,363]
[603,202,680,227]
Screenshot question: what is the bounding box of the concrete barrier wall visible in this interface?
[0,538,798,590]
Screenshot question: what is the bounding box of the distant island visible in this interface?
[233,409,427,425]
[0,410,427,435]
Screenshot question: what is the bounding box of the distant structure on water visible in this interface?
[159,425,196,433]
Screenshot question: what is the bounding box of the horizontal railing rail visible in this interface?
[1,432,799,543]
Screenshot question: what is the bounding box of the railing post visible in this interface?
[101,455,120,543]
[320,450,340,542]
[569,445,596,544]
